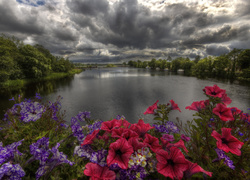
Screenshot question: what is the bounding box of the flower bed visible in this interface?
[0,85,249,179]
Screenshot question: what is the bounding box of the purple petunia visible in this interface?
[90,149,107,167]
[215,148,235,170]
[87,120,103,135]
[0,162,25,180]
[19,101,45,122]
[30,137,50,165]
[75,111,91,122]
[71,117,85,142]
[74,145,94,159]
[152,121,179,134]
[181,134,191,142]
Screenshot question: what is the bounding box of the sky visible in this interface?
[0,0,250,63]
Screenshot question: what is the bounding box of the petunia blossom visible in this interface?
[203,84,226,98]
[211,128,244,156]
[143,133,162,152]
[130,119,154,139]
[143,100,159,115]
[81,130,100,146]
[181,134,191,142]
[184,160,212,178]
[101,119,120,132]
[221,93,232,105]
[213,103,234,121]
[84,162,116,180]
[107,138,133,169]
[156,147,188,180]
[185,100,205,112]
[170,99,181,112]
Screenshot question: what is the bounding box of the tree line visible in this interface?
[0,34,75,82]
[128,49,250,80]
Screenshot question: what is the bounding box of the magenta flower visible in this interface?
[203,84,226,98]
[130,119,154,138]
[184,160,212,178]
[185,100,205,112]
[211,128,244,156]
[107,138,133,169]
[213,103,234,121]
[181,134,191,142]
[143,100,159,114]
[143,133,162,152]
[156,147,188,180]
[170,99,181,112]
[84,162,116,180]
[81,130,99,146]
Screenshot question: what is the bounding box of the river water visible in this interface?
[1,67,250,124]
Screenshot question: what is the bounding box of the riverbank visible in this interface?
[0,68,83,90]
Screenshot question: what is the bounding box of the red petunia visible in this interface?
[221,93,232,105]
[130,119,154,139]
[211,128,244,156]
[116,119,131,128]
[81,130,100,146]
[184,160,212,178]
[143,133,162,152]
[143,100,159,114]
[107,138,133,169]
[84,162,116,180]
[111,128,138,140]
[185,100,205,112]
[128,137,145,151]
[163,139,189,154]
[213,103,234,121]
[170,99,181,112]
[101,119,120,132]
[156,147,188,180]
[203,84,226,98]
[230,107,242,116]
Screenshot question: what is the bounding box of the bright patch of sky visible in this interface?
[16,0,45,7]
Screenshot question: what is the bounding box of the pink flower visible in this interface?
[162,134,175,142]
[81,130,99,146]
[213,103,234,121]
[221,93,232,105]
[211,128,244,156]
[107,138,133,169]
[185,100,205,112]
[84,162,116,180]
[203,84,226,98]
[184,160,212,178]
[143,133,162,152]
[130,119,154,139]
[143,100,159,115]
[181,134,190,142]
[170,99,181,112]
[101,119,120,132]
[116,119,131,128]
[156,147,188,180]
[128,137,145,151]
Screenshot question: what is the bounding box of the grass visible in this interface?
[0,69,83,90]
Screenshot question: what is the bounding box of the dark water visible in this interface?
[1,67,250,124]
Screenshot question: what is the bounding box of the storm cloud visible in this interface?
[0,0,250,62]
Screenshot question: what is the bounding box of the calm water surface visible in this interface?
[1,67,250,124]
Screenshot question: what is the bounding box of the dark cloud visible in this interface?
[206,44,230,56]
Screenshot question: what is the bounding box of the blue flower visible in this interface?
[30,137,50,165]
[35,93,42,100]
[19,101,45,122]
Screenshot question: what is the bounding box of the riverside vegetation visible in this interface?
[127,49,250,81]
[0,84,249,179]
[0,34,81,89]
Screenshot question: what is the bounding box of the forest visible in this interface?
[128,49,250,81]
[0,34,75,83]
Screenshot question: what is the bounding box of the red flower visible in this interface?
[81,130,99,146]
[111,128,126,138]
[211,128,244,156]
[130,119,154,138]
[84,162,116,180]
[203,84,226,98]
[184,160,212,178]
[116,119,131,128]
[164,139,189,154]
[221,93,232,105]
[143,133,162,152]
[213,103,234,121]
[128,137,145,151]
[170,99,181,112]
[156,147,188,180]
[185,100,205,112]
[181,134,190,142]
[111,129,138,140]
[143,100,159,114]
[107,138,133,169]
[230,107,242,116]
[101,119,120,132]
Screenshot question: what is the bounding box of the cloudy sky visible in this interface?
[1,0,250,63]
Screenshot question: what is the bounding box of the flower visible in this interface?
[35,93,42,100]
[19,101,45,122]
[211,128,244,156]
[84,162,116,180]
[162,134,175,142]
[74,145,94,159]
[81,129,100,146]
[184,160,212,178]
[101,119,120,132]
[90,149,108,167]
[0,162,25,180]
[30,137,50,165]
[143,100,159,115]
[170,99,181,112]
[203,84,226,98]
[221,93,232,105]
[185,100,205,112]
[9,97,15,101]
[143,133,162,152]
[107,138,133,169]
[215,148,235,170]
[130,119,154,138]
[181,134,190,142]
[156,147,188,179]
[213,103,234,121]
[71,117,85,142]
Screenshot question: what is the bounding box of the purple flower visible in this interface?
[153,121,179,134]
[181,134,191,142]
[214,148,235,170]
[49,143,74,166]
[75,111,91,122]
[0,162,25,180]
[35,93,42,100]
[224,156,235,170]
[19,101,45,122]
[210,118,214,121]
[9,97,15,101]
[116,115,126,120]
[71,117,85,142]
[0,139,24,165]
[215,148,226,160]
[88,120,103,135]
[162,134,175,141]
[74,145,93,159]
[90,149,107,167]
[30,137,50,165]
[238,132,244,136]
[35,165,46,180]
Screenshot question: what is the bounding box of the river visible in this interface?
[1,67,250,124]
